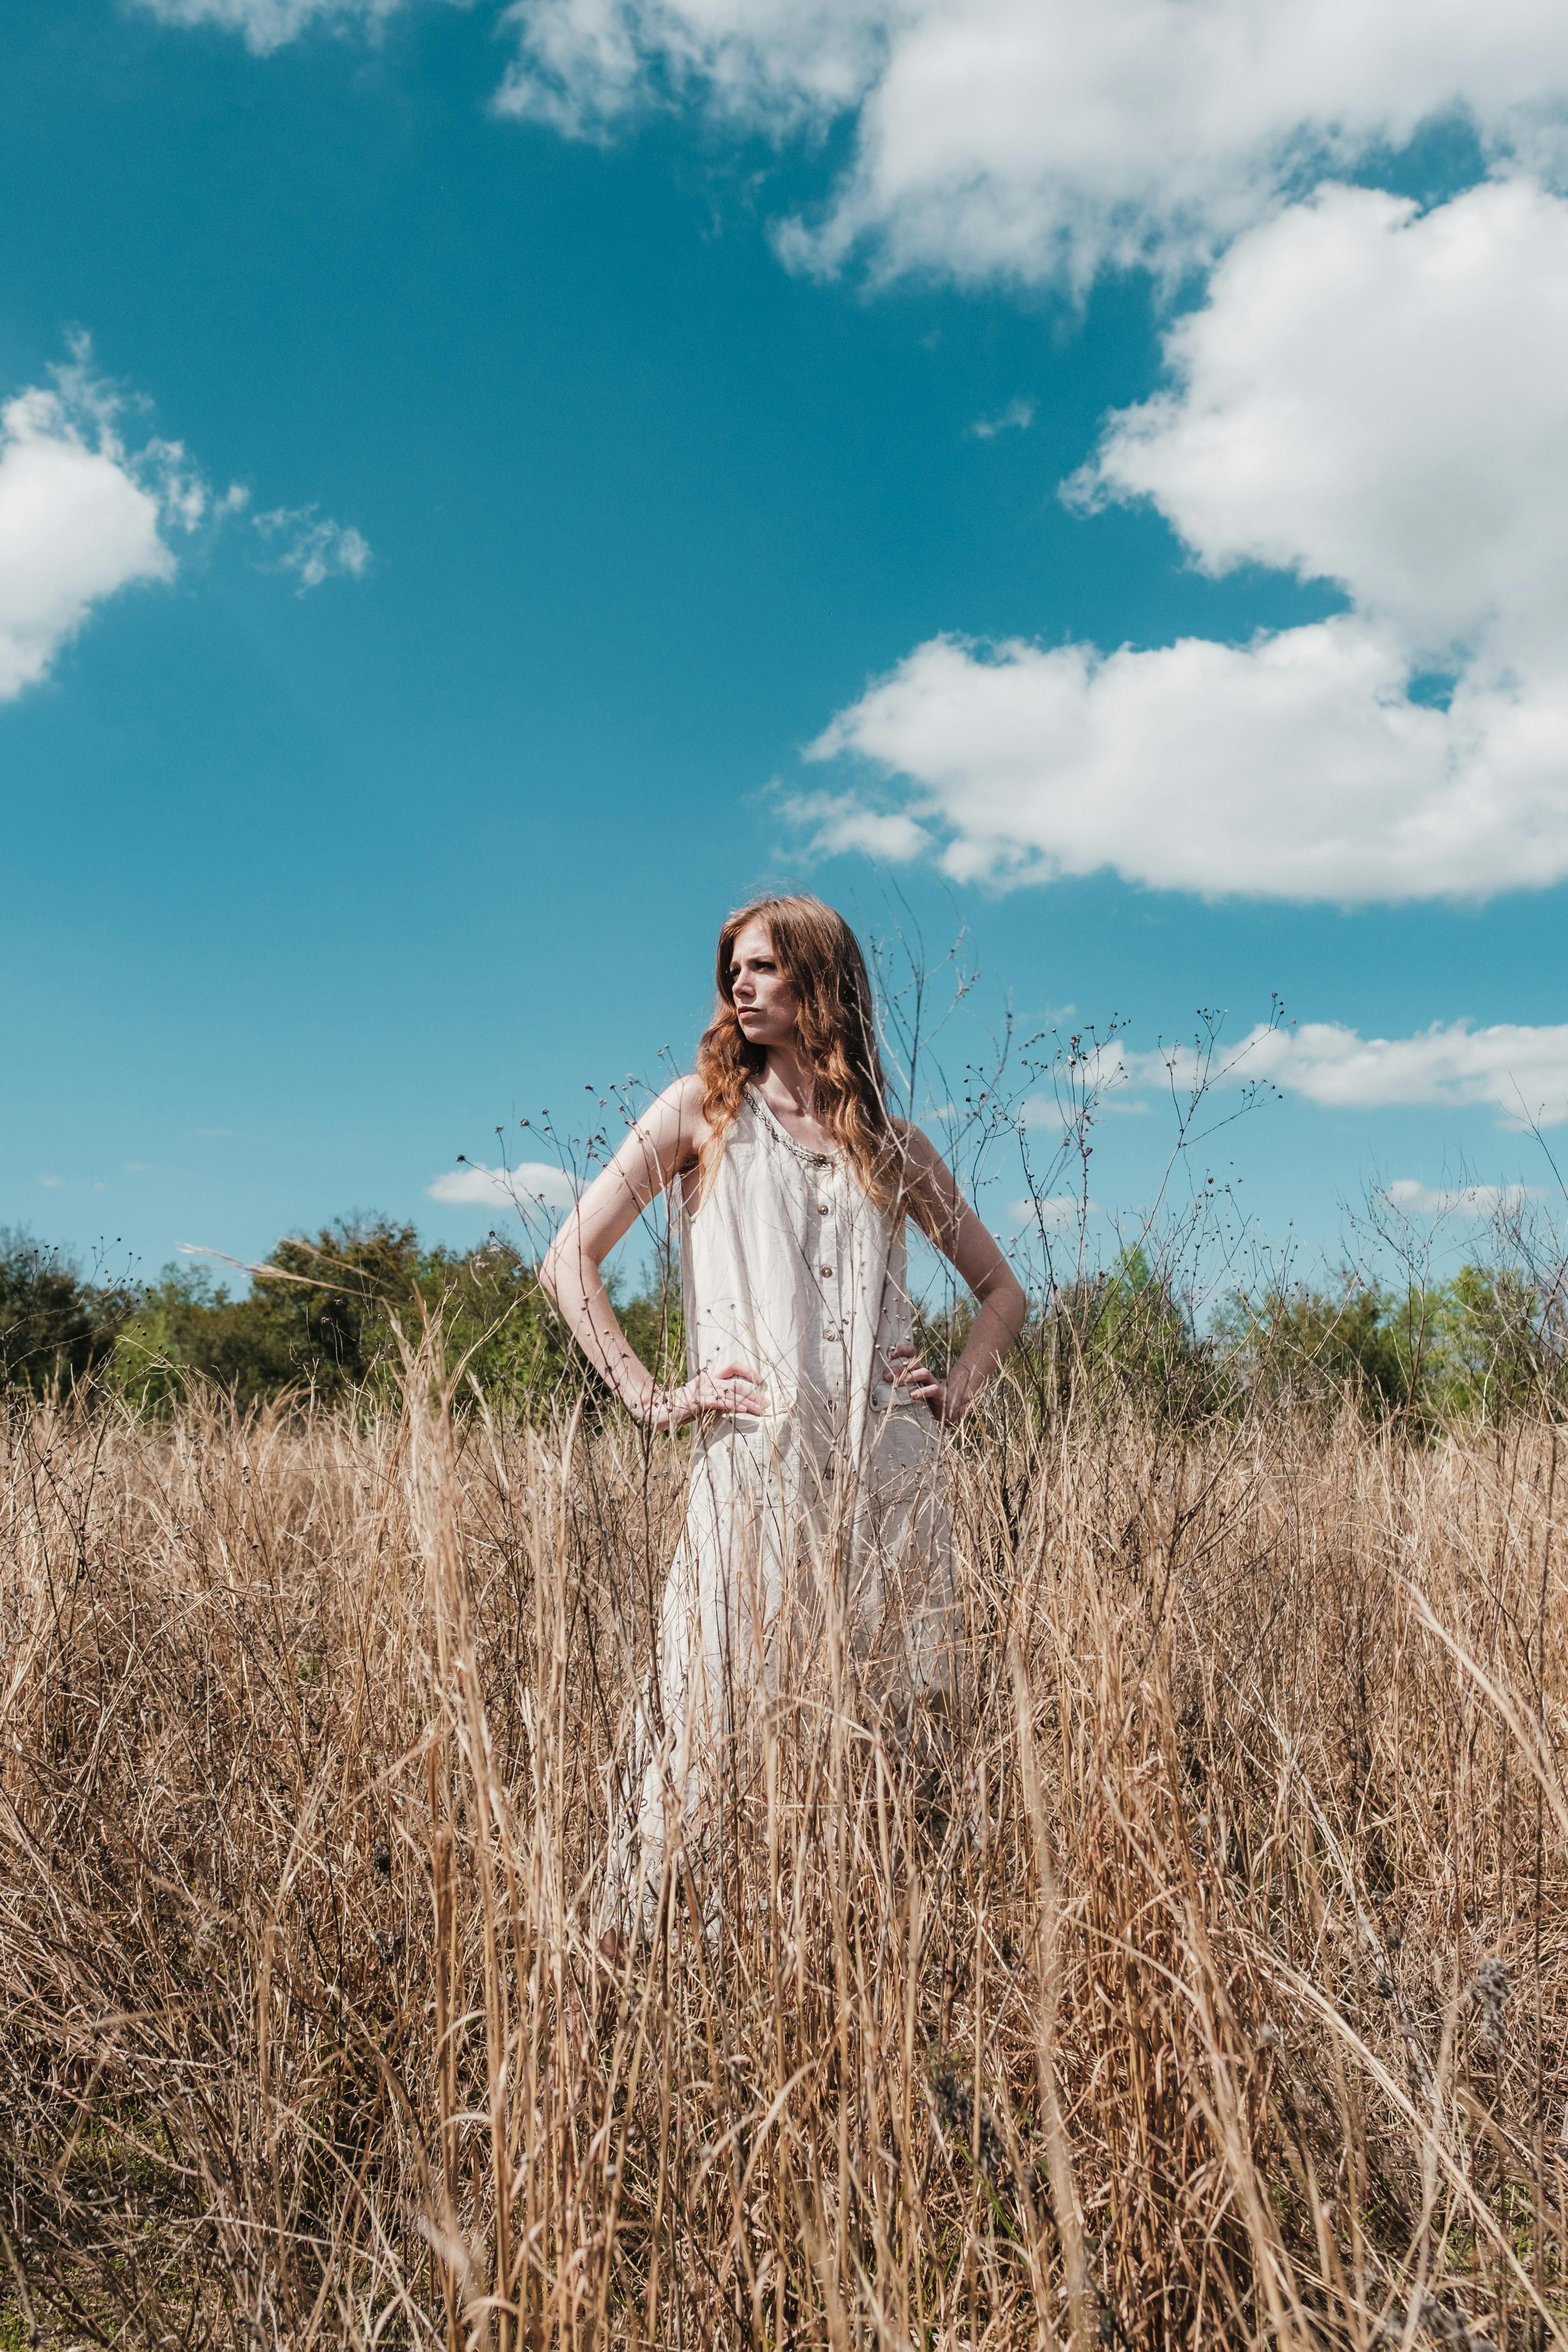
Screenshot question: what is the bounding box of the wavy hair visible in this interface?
[696,895,922,1225]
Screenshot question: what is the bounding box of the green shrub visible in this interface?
[0,1228,131,1397]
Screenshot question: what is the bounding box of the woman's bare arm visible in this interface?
[540,1078,765,1428]
[890,1126,1029,1422]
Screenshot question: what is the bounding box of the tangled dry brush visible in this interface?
[4,1359,1568,2350]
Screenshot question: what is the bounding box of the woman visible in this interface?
[542,895,1026,1938]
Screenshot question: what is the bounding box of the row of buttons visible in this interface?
[818,1183,842,1344]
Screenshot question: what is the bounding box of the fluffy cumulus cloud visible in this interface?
[428,1161,579,1210]
[1145,1019,1568,1128]
[0,346,215,701]
[804,621,1507,901]
[492,0,1568,287]
[808,178,1568,902]
[1078,178,1568,668]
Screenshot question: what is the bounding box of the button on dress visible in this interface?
[613,1089,957,1921]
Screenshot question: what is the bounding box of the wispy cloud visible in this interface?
[1020,1085,1148,1129]
[1009,1016,1568,1134]
[967,397,1034,440]
[254,505,371,592]
[1137,1018,1568,1129]
[1231,1021,1568,1128]
[1384,1179,1538,1217]
[136,0,401,53]
[428,1161,578,1211]
[780,790,931,864]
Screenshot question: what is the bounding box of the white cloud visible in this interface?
[967,397,1034,440]
[1020,1085,1149,1128]
[808,179,1568,903]
[1016,1020,1568,1134]
[136,0,1568,291]
[780,790,931,865]
[493,0,892,141]
[1146,1019,1568,1129]
[428,1161,579,1209]
[0,345,211,701]
[1385,1178,1536,1216]
[254,506,372,591]
[805,618,1568,902]
[137,0,402,55]
[1075,178,1568,668]
[493,0,1568,288]
[0,341,362,699]
[131,8,1568,909]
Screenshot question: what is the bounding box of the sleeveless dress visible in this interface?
[613,1089,957,1922]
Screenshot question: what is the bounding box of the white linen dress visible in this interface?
[613,1088,957,1922]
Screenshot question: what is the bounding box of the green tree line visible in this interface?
[0,1219,683,1418]
[925,1246,1568,1428]
[3,1220,1565,1427]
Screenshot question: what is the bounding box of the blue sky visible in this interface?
[5,0,1568,1292]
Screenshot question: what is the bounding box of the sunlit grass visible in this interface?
[3,1357,1566,2348]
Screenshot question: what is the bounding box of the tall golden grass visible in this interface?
[3,1353,1566,2349]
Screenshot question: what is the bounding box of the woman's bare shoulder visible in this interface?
[565,1075,705,1233]
[890,1121,966,1235]
[890,1117,945,1167]
[633,1072,710,1157]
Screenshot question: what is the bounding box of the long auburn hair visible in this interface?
[696,894,917,1222]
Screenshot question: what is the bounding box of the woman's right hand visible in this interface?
[645,1360,766,1430]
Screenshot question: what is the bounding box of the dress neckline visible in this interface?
[747,1087,840,1169]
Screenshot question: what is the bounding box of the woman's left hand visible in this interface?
[886,1343,960,1423]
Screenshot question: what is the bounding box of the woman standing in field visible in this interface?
[542,895,1027,1942]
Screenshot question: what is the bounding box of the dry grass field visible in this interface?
[4,1353,1568,2348]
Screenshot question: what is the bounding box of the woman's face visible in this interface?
[729,920,800,1051]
